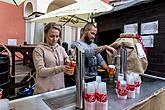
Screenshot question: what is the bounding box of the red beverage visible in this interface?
[66,60,76,75]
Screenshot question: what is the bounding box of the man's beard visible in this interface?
[85,36,94,44]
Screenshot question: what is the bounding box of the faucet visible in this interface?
[116,46,127,80]
[75,45,85,110]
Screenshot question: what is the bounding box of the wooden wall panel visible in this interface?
[95,0,165,76]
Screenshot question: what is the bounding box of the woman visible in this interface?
[33,22,73,94]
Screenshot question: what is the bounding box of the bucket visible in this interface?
[0,54,10,98]
[17,85,34,98]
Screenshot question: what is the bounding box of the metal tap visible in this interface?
[116,46,127,80]
[75,45,85,110]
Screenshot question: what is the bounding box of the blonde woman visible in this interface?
[33,22,73,94]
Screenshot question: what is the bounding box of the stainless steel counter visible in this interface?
[9,77,165,110]
[108,78,165,110]
[9,86,76,110]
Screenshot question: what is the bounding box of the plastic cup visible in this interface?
[108,65,116,78]
[96,76,101,83]
[70,66,75,75]
[0,88,3,99]
[67,61,76,75]
[0,99,9,110]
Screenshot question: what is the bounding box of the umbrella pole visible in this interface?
[13,0,18,6]
[63,15,89,26]
[63,15,75,26]
[73,16,89,23]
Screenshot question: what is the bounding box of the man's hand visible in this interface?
[104,45,117,55]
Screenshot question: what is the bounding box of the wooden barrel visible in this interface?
[0,54,10,98]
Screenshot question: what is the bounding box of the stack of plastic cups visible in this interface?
[93,76,102,92]
[117,80,127,99]
[127,75,136,99]
[134,74,141,95]
[90,76,101,110]
[96,76,102,83]
[84,82,96,110]
[116,73,124,94]
[0,99,9,110]
[96,82,108,110]
[94,76,102,100]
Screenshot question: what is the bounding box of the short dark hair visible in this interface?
[83,22,97,32]
[62,42,68,52]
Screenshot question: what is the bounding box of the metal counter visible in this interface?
[9,77,165,110]
[9,86,76,110]
[108,78,165,110]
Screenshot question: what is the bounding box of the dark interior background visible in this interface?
[95,29,121,63]
[94,0,165,77]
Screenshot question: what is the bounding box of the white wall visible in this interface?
[36,0,54,13]
[23,0,79,45]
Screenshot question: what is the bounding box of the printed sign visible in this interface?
[141,35,154,47]
[124,23,138,33]
[141,21,158,35]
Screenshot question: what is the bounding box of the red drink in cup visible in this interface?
[70,61,76,75]
[66,61,76,75]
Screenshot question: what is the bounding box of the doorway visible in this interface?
[96,29,121,62]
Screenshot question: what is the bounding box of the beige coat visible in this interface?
[33,43,68,94]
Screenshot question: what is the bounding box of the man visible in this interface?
[75,22,117,82]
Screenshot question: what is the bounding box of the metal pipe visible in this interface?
[123,47,127,80]
[121,47,124,74]
[116,47,121,80]
[116,46,128,80]
[75,46,85,110]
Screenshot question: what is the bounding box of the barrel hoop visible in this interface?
[0,70,10,75]
[0,80,10,86]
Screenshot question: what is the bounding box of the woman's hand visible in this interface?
[64,65,75,75]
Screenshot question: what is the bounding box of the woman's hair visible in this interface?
[44,22,62,44]
[44,22,61,35]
